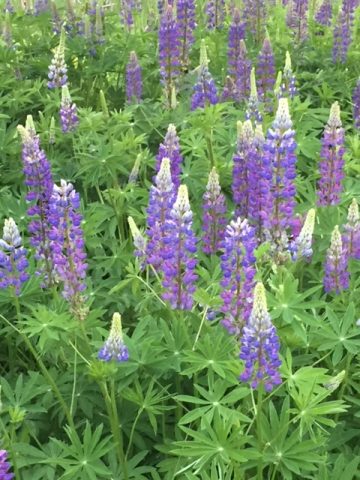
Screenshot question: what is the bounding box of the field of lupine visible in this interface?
[0,0,360,478]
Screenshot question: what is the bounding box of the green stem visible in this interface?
[206,129,215,168]
[335,354,353,422]
[125,408,143,459]
[256,387,264,480]
[7,422,21,480]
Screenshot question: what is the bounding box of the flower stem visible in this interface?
[256,386,264,480]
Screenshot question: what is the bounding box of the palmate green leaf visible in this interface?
[0,372,48,416]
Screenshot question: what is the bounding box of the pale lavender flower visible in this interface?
[98,312,129,362]
[47,29,67,89]
[343,199,360,260]
[155,124,183,188]
[324,225,349,294]
[292,208,315,260]
[353,78,360,129]
[60,86,79,133]
[126,51,142,104]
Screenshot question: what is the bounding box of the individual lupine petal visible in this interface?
[60,86,79,133]
[48,180,88,319]
[333,0,356,63]
[286,0,309,42]
[128,216,147,264]
[155,124,183,188]
[0,449,14,480]
[220,217,257,335]
[282,51,297,98]
[161,185,198,310]
[0,218,29,294]
[343,199,360,259]
[353,78,360,129]
[202,167,227,254]
[316,102,345,206]
[206,0,225,29]
[177,0,196,68]
[239,282,282,391]
[47,29,67,89]
[146,158,176,269]
[324,225,349,294]
[315,0,332,26]
[98,312,129,362]
[243,0,266,42]
[292,208,315,260]
[245,68,262,123]
[191,41,218,110]
[126,51,142,104]
[256,35,275,110]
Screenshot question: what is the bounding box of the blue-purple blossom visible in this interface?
[227,12,249,102]
[343,199,360,260]
[353,78,360,129]
[162,185,198,310]
[4,0,14,14]
[220,217,256,335]
[155,124,183,188]
[34,0,49,16]
[239,282,282,391]
[315,0,332,26]
[191,40,218,110]
[256,35,275,110]
[333,0,357,63]
[292,208,315,261]
[60,86,79,133]
[0,449,14,480]
[126,51,142,104]
[47,30,67,89]
[243,0,266,42]
[98,312,129,362]
[0,218,29,295]
[177,0,196,68]
[286,0,309,42]
[324,225,349,294]
[51,1,63,35]
[206,0,225,29]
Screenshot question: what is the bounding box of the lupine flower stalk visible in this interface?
[120,0,139,28]
[202,167,227,254]
[191,40,218,110]
[156,124,183,188]
[220,218,256,335]
[177,0,196,68]
[2,11,13,48]
[324,225,349,294]
[60,86,79,133]
[221,76,236,102]
[47,29,67,89]
[343,199,360,259]
[49,116,56,145]
[243,0,266,43]
[227,13,250,102]
[126,51,142,104]
[146,158,176,269]
[0,449,14,480]
[292,208,315,260]
[4,1,13,14]
[51,1,62,34]
[315,0,332,26]
[286,0,309,43]
[98,312,129,362]
[48,180,88,319]
[95,5,105,45]
[333,0,357,63]
[256,35,275,110]
[0,218,29,294]
[282,51,297,98]
[128,216,147,265]
[162,185,198,310]
[245,68,262,123]
[128,153,142,184]
[353,78,360,129]
[206,0,225,29]
[239,282,282,391]
[317,102,345,206]
[35,0,49,16]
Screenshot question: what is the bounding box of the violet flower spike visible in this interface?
[333,0,356,63]
[126,51,142,104]
[177,0,196,68]
[353,78,360,129]
[98,312,129,362]
[227,12,249,102]
[239,282,282,392]
[202,167,227,254]
[343,199,360,260]
[191,40,218,110]
[317,102,345,206]
[34,0,49,16]
[286,0,309,43]
[51,1,63,35]
[0,449,14,480]
[47,29,68,89]
[161,185,198,310]
[128,216,147,266]
[292,208,315,261]
[2,12,13,48]
[206,0,225,30]
[324,225,349,294]
[243,0,266,43]
[155,124,183,189]
[0,218,29,295]
[282,51,297,99]
[245,68,262,123]
[256,35,275,110]
[315,0,332,27]
[60,86,79,133]
[220,217,257,336]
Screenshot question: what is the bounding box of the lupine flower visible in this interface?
[245,68,262,123]
[324,225,349,294]
[333,0,357,63]
[202,167,227,254]
[60,86,79,133]
[286,0,309,43]
[95,5,105,45]
[128,216,147,265]
[18,118,54,284]
[220,217,256,335]
[221,76,236,102]
[48,180,88,319]
[98,312,129,362]
[177,0,196,68]
[235,39,252,102]
[146,158,176,269]
[191,40,218,110]
[120,0,138,28]
[34,0,49,16]
[315,0,332,26]
[343,199,360,259]
[0,218,29,295]
[206,0,225,29]
[126,51,142,104]
[243,0,266,43]
[256,35,275,110]
[128,153,142,184]
[353,78,360,129]
[49,116,56,145]
[0,449,14,480]
[282,51,297,98]
[227,13,250,102]
[47,29,67,89]
[159,5,181,106]
[4,1,14,14]
[156,124,183,188]
[292,208,315,260]
[239,282,282,391]
[51,1,63,35]
[162,185,198,310]
[274,70,283,99]
[2,12,13,48]
[317,102,345,206]
[64,0,76,34]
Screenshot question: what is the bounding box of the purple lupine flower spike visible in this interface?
[292,208,315,261]
[282,51,297,99]
[95,5,105,45]
[159,4,181,107]
[239,282,282,392]
[286,0,309,43]
[2,12,13,48]
[0,449,14,480]
[324,225,349,294]
[233,39,251,102]
[51,1,63,35]
[126,51,142,104]
[256,34,275,110]
[343,199,360,260]
[191,40,218,110]
[317,102,345,206]
[60,86,79,133]
[226,8,246,101]
[315,0,332,26]
[162,185,198,310]
[128,216,147,266]
[206,0,225,29]
[177,0,196,69]
[48,29,67,89]
[4,1,14,14]
[333,0,357,63]
[35,0,49,16]
[156,124,183,188]
[245,68,262,123]
[48,180,88,320]
[220,217,256,335]
[243,0,266,43]
[98,312,129,362]
[0,218,29,295]
[146,158,176,269]
[221,76,236,102]
[202,167,227,254]
[353,78,360,129]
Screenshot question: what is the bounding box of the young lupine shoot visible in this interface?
[191,40,218,110]
[60,86,79,133]
[47,28,67,89]
[274,71,283,99]
[0,449,14,480]
[317,102,345,206]
[292,208,315,260]
[245,68,262,123]
[98,312,129,362]
[324,225,349,294]
[126,51,142,104]
[353,78,360,129]
[156,124,183,188]
[162,185,198,310]
[343,199,360,259]
[128,153,142,184]
[0,218,29,295]
[240,282,282,391]
[128,216,147,266]
[49,116,56,144]
[282,51,297,98]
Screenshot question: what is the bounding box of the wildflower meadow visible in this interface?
[1,0,360,478]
